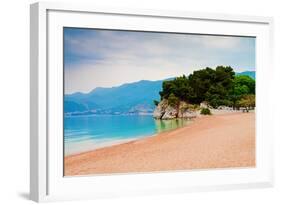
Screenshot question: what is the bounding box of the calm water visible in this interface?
[64,115,191,156]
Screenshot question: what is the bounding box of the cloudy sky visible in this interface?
[64,28,255,94]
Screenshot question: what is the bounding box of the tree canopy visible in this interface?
[159,66,255,108]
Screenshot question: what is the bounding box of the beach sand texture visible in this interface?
[64,112,255,176]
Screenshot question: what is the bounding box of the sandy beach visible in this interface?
[64,112,255,176]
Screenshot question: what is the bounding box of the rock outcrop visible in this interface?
[153,100,197,120]
[200,101,209,109]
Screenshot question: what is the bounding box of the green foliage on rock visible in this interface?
[200,108,211,115]
[158,66,255,109]
[167,93,180,107]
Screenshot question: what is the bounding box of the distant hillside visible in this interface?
[65,80,163,114]
[236,71,255,79]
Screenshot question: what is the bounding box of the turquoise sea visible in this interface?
[64,115,191,156]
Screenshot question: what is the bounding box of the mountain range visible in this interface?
[65,71,255,115]
[65,80,163,114]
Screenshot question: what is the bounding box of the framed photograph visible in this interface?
[30,2,274,202]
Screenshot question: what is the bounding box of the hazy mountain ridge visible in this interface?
[65,71,255,115]
[64,79,163,114]
[236,71,255,79]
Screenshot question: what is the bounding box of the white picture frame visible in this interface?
[30,2,274,202]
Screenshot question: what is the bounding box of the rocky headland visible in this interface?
[153,99,199,120]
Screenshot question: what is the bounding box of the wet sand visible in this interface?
[64,112,255,176]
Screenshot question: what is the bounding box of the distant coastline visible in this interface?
[64,111,154,117]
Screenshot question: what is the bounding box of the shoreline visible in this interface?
[65,135,157,157]
[64,112,255,176]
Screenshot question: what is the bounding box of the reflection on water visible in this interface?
[154,118,192,133]
[64,115,193,155]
